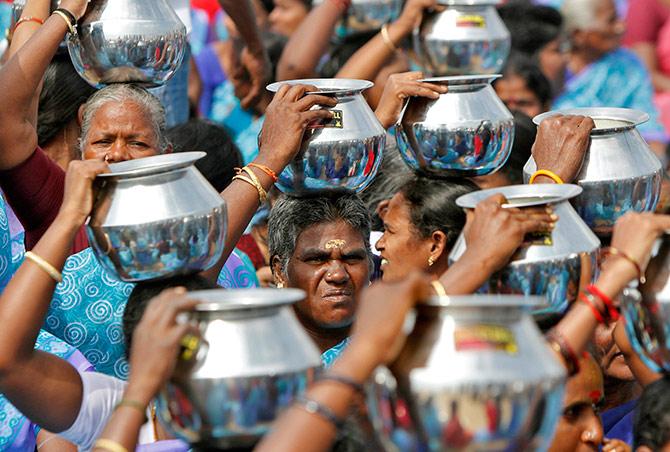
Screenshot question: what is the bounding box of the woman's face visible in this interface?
[494,74,546,119]
[281,220,370,331]
[269,0,309,37]
[578,0,625,57]
[376,193,435,282]
[548,355,605,452]
[594,320,635,382]
[538,38,569,83]
[81,101,161,162]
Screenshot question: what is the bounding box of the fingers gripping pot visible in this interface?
[524,108,663,237]
[413,0,511,76]
[621,235,670,372]
[449,184,601,313]
[396,75,514,176]
[267,79,385,194]
[156,289,322,449]
[367,295,566,451]
[67,0,187,88]
[87,152,227,282]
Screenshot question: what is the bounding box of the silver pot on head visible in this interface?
[87,152,227,282]
[413,0,511,76]
[524,108,663,237]
[267,79,385,194]
[396,75,514,177]
[156,288,322,449]
[367,295,566,451]
[67,0,187,87]
[449,184,600,313]
[312,0,403,36]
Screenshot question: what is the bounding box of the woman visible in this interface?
[556,0,668,157]
[494,53,553,120]
[267,193,371,365]
[269,0,312,37]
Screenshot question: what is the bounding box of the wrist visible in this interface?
[389,17,414,39]
[332,338,380,383]
[124,378,158,408]
[53,211,85,234]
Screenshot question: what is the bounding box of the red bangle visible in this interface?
[329,0,352,12]
[13,17,44,32]
[586,284,620,322]
[248,163,278,183]
[578,292,605,324]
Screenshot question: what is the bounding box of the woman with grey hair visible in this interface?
[268,193,372,366]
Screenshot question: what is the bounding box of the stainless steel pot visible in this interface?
[67,0,187,88]
[396,75,514,176]
[87,152,227,282]
[413,0,511,76]
[267,79,385,194]
[312,0,402,36]
[524,108,663,237]
[620,236,670,372]
[449,184,601,313]
[367,295,566,451]
[156,288,322,449]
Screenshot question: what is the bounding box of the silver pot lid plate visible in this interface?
[456,183,583,209]
[99,152,205,179]
[267,78,374,95]
[189,288,307,312]
[419,74,501,86]
[533,108,650,135]
[437,0,503,5]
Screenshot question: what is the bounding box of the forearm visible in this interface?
[7,0,52,60]
[218,0,263,54]
[276,1,344,80]
[439,251,494,294]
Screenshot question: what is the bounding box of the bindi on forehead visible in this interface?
[325,239,347,250]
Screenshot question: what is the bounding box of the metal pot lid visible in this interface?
[533,108,649,135]
[456,183,583,209]
[426,294,546,307]
[189,288,306,311]
[267,78,374,95]
[419,74,501,86]
[98,152,205,179]
[437,0,502,5]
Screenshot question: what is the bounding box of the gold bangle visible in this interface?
[93,439,129,452]
[241,166,267,200]
[529,169,564,184]
[115,399,148,420]
[51,10,76,35]
[381,24,398,52]
[24,251,62,283]
[233,174,267,204]
[431,280,447,297]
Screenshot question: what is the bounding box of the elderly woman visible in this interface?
[555,0,668,156]
[268,193,371,365]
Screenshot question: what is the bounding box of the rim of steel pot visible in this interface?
[533,108,650,135]
[98,152,205,179]
[426,294,546,308]
[188,288,307,312]
[419,74,501,87]
[266,78,374,95]
[436,0,503,6]
[456,183,583,209]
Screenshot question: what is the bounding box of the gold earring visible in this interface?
[428,256,435,267]
[277,282,285,289]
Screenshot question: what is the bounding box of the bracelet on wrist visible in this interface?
[317,372,365,396]
[585,284,620,322]
[545,330,580,376]
[604,247,645,284]
[295,395,345,430]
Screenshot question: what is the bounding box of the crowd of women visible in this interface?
[1,0,670,451]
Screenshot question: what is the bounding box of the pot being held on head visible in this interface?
[413,0,510,76]
[87,152,227,282]
[620,235,670,373]
[367,295,566,451]
[396,75,514,177]
[67,0,187,88]
[449,184,601,313]
[312,0,402,36]
[156,288,322,449]
[524,108,663,237]
[266,79,385,194]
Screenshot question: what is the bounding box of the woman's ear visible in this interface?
[271,255,287,287]
[430,230,449,261]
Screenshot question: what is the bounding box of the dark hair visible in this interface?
[166,119,243,192]
[498,110,537,185]
[359,140,413,230]
[634,376,670,450]
[268,193,372,274]
[500,52,553,107]
[122,274,217,357]
[318,30,378,78]
[37,55,96,147]
[497,1,563,56]
[398,176,478,249]
[262,31,288,83]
